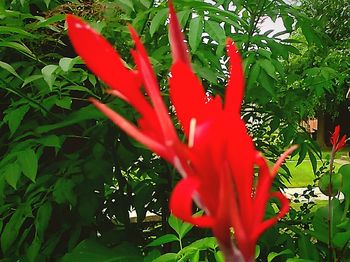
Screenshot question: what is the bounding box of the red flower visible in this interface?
[330,125,347,152]
[66,2,296,261]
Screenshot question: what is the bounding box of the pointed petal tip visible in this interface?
[127,24,138,39]
[168,0,174,11]
[168,0,191,66]
[66,14,83,29]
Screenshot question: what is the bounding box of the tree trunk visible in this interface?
[316,113,327,149]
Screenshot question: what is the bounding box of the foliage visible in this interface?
[283,0,350,118]
[0,0,349,261]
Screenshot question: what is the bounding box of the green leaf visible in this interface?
[59,57,74,72]
[255,245,260,259]
[36,135,61,148]
[4,104,30,136]
[88,74,96,87]
[0,26,36,38]
[192,63,218,83]
[35,105,104,134]
[339,165,350,218]
[44,0,50,8]
[258,59,276,79]
[22,74,43,87]
[258,70,275,96]
[150,8,168,37]
[267,249,293,262]
[1,204,32,253]
[61,240,142,262]
[33,14,66,29]
[168,214,193,239]
[177,237,217,260]
[205,20,226,44]
[41,64,58,90]
[168,214,182,235]
[177,10,191,28]
[189,16,204,52]
[297,234,319,260]
[35,201,52,240]
[53,178,76,206]
[0,41,35,58]
[62,85,95,96]
[4,162,21,189]
[152,253,177,262]
[214,251,224,262]
[0,61,22,79]
[17,149,38,182]
[283,15,294,32]
[301,23,322,47]
[147,234,178,247]
[114,0,134,12]
[308,150,317,174]
[246,62,260,89]
[26,236,41,262]
[55,97,72,110]
[286,259,313,262]
[333,230,350,249]
[296,144,307,166]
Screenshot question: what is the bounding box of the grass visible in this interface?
[285,148,349,188]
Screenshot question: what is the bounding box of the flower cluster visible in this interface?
[66,2,296,261]
[330,125,347,152]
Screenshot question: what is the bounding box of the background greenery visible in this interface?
[0,0,349,261]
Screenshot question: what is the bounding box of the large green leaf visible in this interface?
[340,164,350,218]
[189,16,204,52]
[147,234,178,247]
[1,204,32,253]
[35,201,52,240]
[53,178,76,206]
[267,249,293,262]
[4,162,21,189]
[153,253,177,262]
[3,104,30,136]
[150,8,168,37]
[0,61,22,79]
[35,105,104,134]
[205,20,225,44]
[61,240,142,262]
[17,149,38,182]
[168,214,193,239]
[0,41,35,58]
[41,64,58,90]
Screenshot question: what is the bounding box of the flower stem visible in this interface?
[328,148,335,262]
[218,241,247,262]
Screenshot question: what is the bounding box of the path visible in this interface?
[283,187,344,202]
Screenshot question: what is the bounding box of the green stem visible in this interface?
[328,148,335,262]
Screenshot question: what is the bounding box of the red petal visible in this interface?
[128,26,178,143]
[170,177,215,228]
[252,153,273,227]
[225,39,244,114]
[252,192,290,241]
[271,145,298,177]
[168,0,191,66]
[169,62,206,135]
[254,145,297,227]
[214,164,246,252]
[330,125,340,146]
[226,119,255,229]
[66,15,141,96]
[336,135,347,152]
